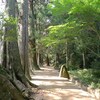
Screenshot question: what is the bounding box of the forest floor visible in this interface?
[31,65,96,100]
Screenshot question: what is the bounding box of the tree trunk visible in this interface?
[37,52,43,66]
[18,0,31,79]
[29,0,40,70]
[65,42,69,69]
[33,39,40,70]
[82,52,85,69]
[54,53,59,69]
[2,41,6,67]
[46,54,50,66]
[0,74,25,100]
[1,0,38,99]
[6,0,28,87]
[39,53,43,65]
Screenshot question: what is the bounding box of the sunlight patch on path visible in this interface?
[31,66,96,100]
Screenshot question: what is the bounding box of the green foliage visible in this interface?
[4,17,18,41]
[91,60,100,69]
[42,21,81,48]
[70,69,100,88]
[48,0,73,16]
[0,16,17,41]
[46,0,100,46]
[45,0,100,69]
[68,65,78,70]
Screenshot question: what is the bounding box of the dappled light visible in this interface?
[0,0,100,99]
[31,66,69,80]
[31,66,96,100]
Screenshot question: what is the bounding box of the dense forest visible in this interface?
[0,0,100,99]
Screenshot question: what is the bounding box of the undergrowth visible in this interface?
[70,69,100,89]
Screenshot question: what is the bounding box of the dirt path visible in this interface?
[31,65,96,100]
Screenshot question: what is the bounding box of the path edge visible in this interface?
[70,75,100,100]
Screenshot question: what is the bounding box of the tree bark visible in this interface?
[2,41,7,67]
[0,74,25,100]
[2,0,38,99]
[46,54,50,66]
[65,42,69,69]
[82,52,86,69]
[18,0,31,79]
[37,52,43,66]
[54,53,59,69]
[29,0,40,70]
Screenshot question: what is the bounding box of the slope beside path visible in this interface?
[31,65,96,100]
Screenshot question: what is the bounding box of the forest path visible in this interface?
[31,65,96,100]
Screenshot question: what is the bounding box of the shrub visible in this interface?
[70,69,100,89]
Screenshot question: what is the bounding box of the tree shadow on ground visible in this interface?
[31,66,96,100]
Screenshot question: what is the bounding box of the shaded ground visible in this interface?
[31,65,96,100]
